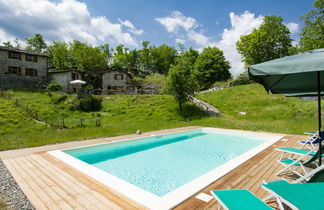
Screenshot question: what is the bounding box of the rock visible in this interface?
[0,160,35,210]
[136,130,142,135]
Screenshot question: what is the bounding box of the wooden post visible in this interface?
[80,118,84,127]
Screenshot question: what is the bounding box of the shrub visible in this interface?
[77,95,102,112]
[51,93,68,104]
[46,82,62,92]
[232,71,254,86]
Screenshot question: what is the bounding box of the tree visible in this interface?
[2,38,22,49]
[166,57,198,111]
[25,33,47,53]
[69,40,108,72]
[182,47,199,65]
[48,41,71,69]
[2,41,13,48]
[300,0,324,51]
[236,16,292,66]
[194,47,231,90]
[150,44,177,75]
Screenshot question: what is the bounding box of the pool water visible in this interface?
[64,130,264,197]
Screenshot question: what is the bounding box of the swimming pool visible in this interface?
[49,128,283,209]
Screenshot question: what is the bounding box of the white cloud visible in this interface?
[156,11,264,77]
[0,0,142,47]
[286,22,299,34]
[118,19,144,35]
[216,11,264,77]
[155,11,197,33]
[0,29,15,44]
[156,11,214,49]
[175,38,186,44]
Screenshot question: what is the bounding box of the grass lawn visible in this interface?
[0,83,322,151]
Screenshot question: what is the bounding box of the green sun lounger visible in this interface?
[262,180,324,210]
[210,189,272,210]
[276,147,317,156]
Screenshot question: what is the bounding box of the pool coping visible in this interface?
[49,127,284,210]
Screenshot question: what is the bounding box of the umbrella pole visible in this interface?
[317,71,322,165]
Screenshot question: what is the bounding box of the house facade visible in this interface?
[0,46,49,89]
[49,70,82,93]
[101,70,138,94]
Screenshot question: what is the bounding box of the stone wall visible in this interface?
[0,74,48,89]
[102,71,128,89]
[0,49,48,77]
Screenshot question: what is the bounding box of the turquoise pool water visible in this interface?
[64,130,264,197]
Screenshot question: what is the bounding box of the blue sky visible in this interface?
[0,0,314,76]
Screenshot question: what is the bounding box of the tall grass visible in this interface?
[0,83,321,151]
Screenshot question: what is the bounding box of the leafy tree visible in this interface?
[166,57,198,111]
[25,33,47,53]
[300,0,324,51]
[138,41,152,73]
[236,16,292,66]
[150,44,177,74]
[3,38,22,49]
[194,47,231,90]
[69,40,108,72]
[182,47,199,65]
[48,41,71,69]
[2,41,13,48]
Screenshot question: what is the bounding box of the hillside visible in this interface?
[195,83,321,133]
[0,83,321,150]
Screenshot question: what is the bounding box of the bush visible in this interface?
[232,71,254,86]
[46,82,62,92]
[76,95,102,112]
[51,93,68,104]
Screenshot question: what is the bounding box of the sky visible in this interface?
[0,0,314,76]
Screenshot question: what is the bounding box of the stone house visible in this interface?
[101,70,138,94]
[49,70,82,93]
[0,46,49,89]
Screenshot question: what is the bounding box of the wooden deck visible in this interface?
[1,128,305,210]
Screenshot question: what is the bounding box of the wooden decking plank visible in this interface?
[42,153,145,210]
[8,157,59,209]
[16,156,72,210]
[28,155,105,210]
[26,155,87,210]
[3,158,48,210]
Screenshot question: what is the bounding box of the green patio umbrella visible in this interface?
[248,48,324,165]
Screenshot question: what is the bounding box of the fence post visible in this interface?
[80,118,84,127]
[96,119,101,127]
[62,119,65,128]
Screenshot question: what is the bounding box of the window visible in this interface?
[25,68,38,77]
[72,72,79,80]
[8,66,22,75]
[8,51,21,60]
[25,54,37,62]
[114,74,124,80]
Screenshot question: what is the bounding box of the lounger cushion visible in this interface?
[211,189,271,210]
[276,147,317,156]
[262,181,324,210]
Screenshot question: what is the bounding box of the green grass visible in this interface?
[0,83,322,151]
[195,83,321,133]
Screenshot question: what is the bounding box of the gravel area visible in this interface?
[0,160,35,210]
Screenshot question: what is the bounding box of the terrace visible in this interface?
[0,127,304,209]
